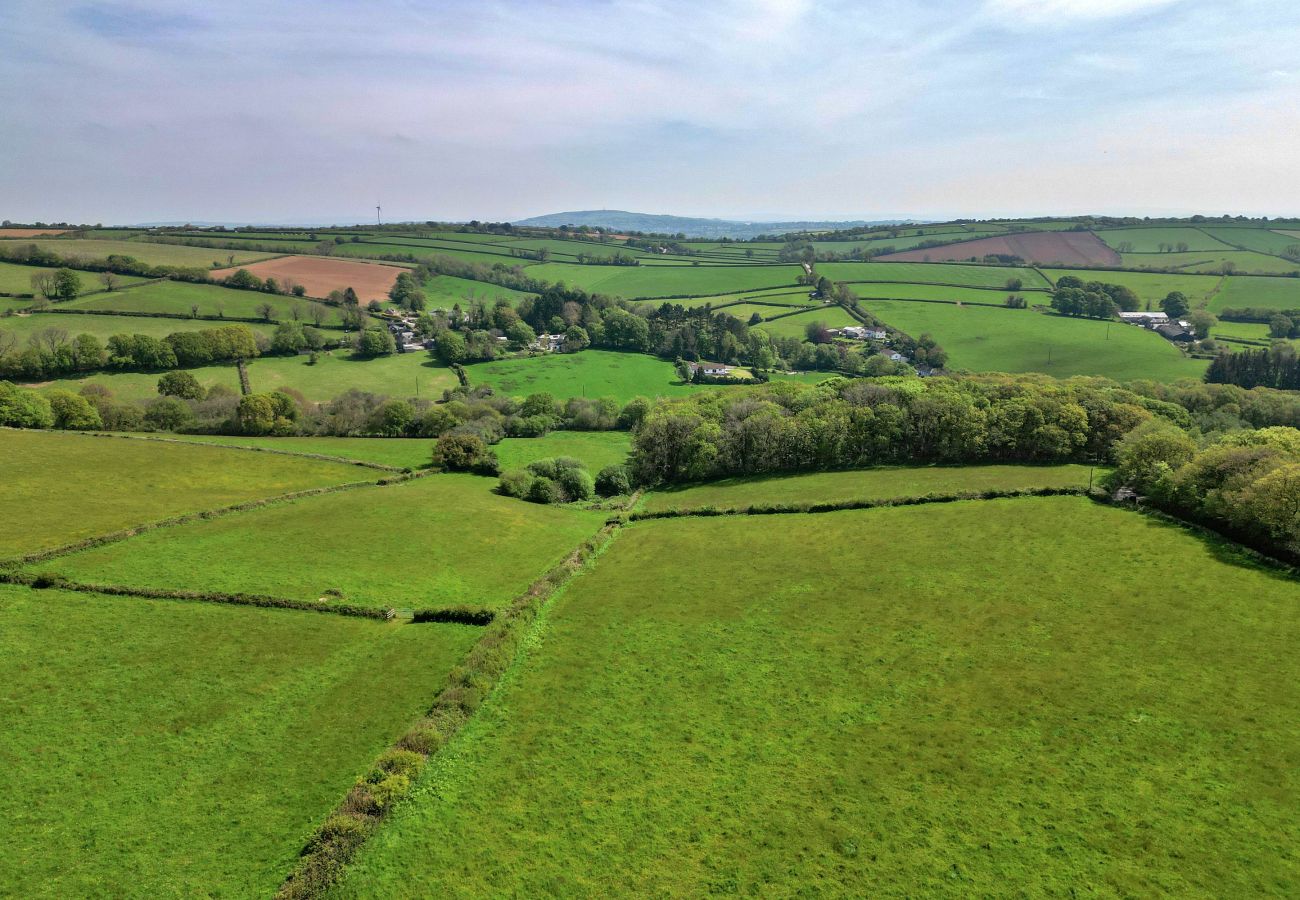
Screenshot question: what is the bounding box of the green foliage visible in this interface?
[0,380,54,428]
[431,432,499,475]
[595,464,632,496]
[157,370,205,399]
[354,328,396,358]
[46,389,102,429]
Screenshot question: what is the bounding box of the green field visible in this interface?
[0,310,279,342]
[469,350,701,402]
[332,496,1300,897]
[65,279,346,325]
[37,349,459,403]
[641,463,1099,512]
[0,261,147,297]
[1198,226,1300,256]
[1096,226,1235,252]
[0,584,478,897]
[14,239,278,269]
[152,434,437,469]
[522,262,803,298]
[0,430,365,557]
[495,430,632,473]
[35,473,606,610]
[1042,268,1221,307]
[418,274,531,309]
[1209,275,1300,312]
[752,305,860,338]
[864,300,1204,382]
[819,261,1052,289]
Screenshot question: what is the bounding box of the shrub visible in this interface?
[0,380,53,428]
[143,395,195,431]
[47,390,102,430]
[558,466,595,501]
[367,773,410,812]
[371,749,424,781]
[596,464,632,497]
[527,476,563,504]
[432,432,499,475]
[157,370,205,400]
[497,469,534,498]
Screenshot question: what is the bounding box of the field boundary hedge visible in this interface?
[276,495,640,899]
[0,570,395,619]
[84,431,408,472]
[28,306,349,331]
[630,485,1092,520]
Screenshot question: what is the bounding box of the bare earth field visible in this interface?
[210,255,407,301]
[880,231,1121,266]
[0,228,71,237]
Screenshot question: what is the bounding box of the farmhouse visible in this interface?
[1118,311,1169,326]
[530,333,564,352]
[689,361,733,377]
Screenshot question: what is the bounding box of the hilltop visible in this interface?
[513,209,902,238]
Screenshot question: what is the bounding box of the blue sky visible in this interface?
[2,0,1298,224]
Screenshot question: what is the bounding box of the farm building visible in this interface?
[1117,311,1169,326]
[530,333,564,352]
[689,362,732,377]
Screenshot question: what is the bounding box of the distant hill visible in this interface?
[513,210,909,239]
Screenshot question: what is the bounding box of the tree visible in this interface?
[367,400,415,436]
[506,320,536,348]
[1160,291,1190,319]
[562,325,590,353]
[47,390,102,429]
[354,328,396,358]
[431,432,498,474]
[271,322,307,355]
[255,301,276,322]
[1269,315,1295,339]
[1187,310,1216,340]
[342,287,359,306]
[98,271,119,291]
[0,381,54,427]
[595,464,631,496]
[1005,277,1023,291]
[157,370,205,399]
[143,395,195,431]
[224,268,263,290]
[434,330,467,364]
[237,394,278,435]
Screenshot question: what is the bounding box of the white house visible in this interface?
[1117,311,1169,326]
[689,361,732,377]
[530,333,564,352]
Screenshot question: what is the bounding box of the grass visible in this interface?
[0,261,146,296]
[864,300,1205,382]
[752,305,860,338]
[0,311,279,342]
[65,279,345,325]
[495,431,632,473]
[0,584,479,897]
[641,463,1100,512]
[36,349,460,403]
[1095,226,1235,252]
[0,430,365,557]
[418,274,530,309]
[152,434,438,469]
[34,473,607,611]
[818,261,1051,289]
[469,350,702,403]
[332,496,1300,897]
[1209,275,1300,313]
[521,262,804,298]
[14,239,277,269]
[1198,226,1300,256]
[1041,268,1221,307]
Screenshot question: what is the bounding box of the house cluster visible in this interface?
[829,325,889,341]
[384,314,435,353]
[1117,310,1195,343]
[530,333,565,352]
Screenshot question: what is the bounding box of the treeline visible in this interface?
[0,324,267,380]
[1049,276,1141,318]
[0,242,211,284]
[1205,345,1300,390]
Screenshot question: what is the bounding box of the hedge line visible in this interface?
[410,605,495,625]
[276,500,636,899]
[29,306,350,331]
[629,485,1093,520]
[0,570,394,619]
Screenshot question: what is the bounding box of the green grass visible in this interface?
[419,274,531,309]
[848,282,1044,302]
[1095,227,1235,252]
[522,262,804,298]
[641,463,1100,512]
[469,350,702,402]
[0,311,279,342]
[137,434,437,469]
[495,431,632,473]
[15,239,278,269]
[35,473,606,611]
[0,584,478,897]
[1117,251,1299,276]
[752,305,861,338]
[818,261,1051,289]
[332,496,1300,897]
[1042,268,1221,307]
[0,430,365,557]
[0,261,147,297]
[65,279,345,324]
[1209,275,1300,313]
[864,300,1204,382]
[1197,226,1300,256]
[36,349,460,404]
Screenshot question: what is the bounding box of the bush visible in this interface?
[143,395,195,431]
[596,464,632,497]
[497,469,534,498]
[526,476,563,504]
[432,432,499,475]
[0,380,54,428]
[47,390,102,430]
[558,466,595,501]
[157,370,204,400]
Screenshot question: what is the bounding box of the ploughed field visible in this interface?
[879,230,1121,266]
[210,255,409,302]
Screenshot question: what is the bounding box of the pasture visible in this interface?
[1096,226,1235,252]
[863,300,1204,382]
[1209,275,1300,313]
[495,430,632,474]
[0,430,364,557]
[0,261,147,297]
[752,305,860,338]
[210,256,408,302]
[818,261,1051,289]
[0,310,279,342]
[13,238,275,268]
[520,262,804,298]
[34,473,607,611]
[469,350,700,402]
[0,584,478,897]
[65,278,345,324]
[640,462,1099,512]
[418,274,531,309]
[332,496,1300,897]
[155,434,438,469]
[1041,268,1222,307]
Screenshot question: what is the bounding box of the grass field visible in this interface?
[1096,227,1235,252]
[819,261,1051,289]
[0,261,147,297]
[0,311,279,342]
[35,473,606,610]
[0,584,478,897]
[863,300,1204,381]
[469,350,701,402]
[641,463,1099,512]
[65,279,346,325]
[1042,268,1221,307]
[152,434,437,469]
[0,430,365,557]
[521,262,804,298]
[848,282,1044,303]
[332,496,1300,897]
[15,239,277,269]
[753,305,861,338]
[495,431,632,473]
[1209,275,1300,312]
[1198,226,1300,256]
[37,349,459,403]
[418,274,531,309]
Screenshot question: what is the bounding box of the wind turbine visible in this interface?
[376,203,382,226]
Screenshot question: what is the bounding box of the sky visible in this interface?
[2,0,1299,225]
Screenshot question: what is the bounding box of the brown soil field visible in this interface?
[0,229,71,238]
[878,231,1120,267]
[209,255,407,302]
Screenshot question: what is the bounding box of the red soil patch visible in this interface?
[209,255,407,302]
[878,231,1119,267]
[0,229,71,238]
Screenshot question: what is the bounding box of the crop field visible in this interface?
[0,584,479,897]
[468,350,701,402]
[1042,268,1222,307]
[1210,275,1300,312]
[0,261,147,296]
[863,300,1204,381]
[878,231,1120,267]
[210,256,408,302]
[64,278,346,324]
[641,463,1099,512]
[0,310,280,342]
[0,430,364,557]
[14,238,276,268]
[34,473,607,611]
[495,431,632,473]
[332,496,1300,897]
[38,349,459,403]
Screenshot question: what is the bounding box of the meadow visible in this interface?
[468,350,700,402]
[153,434,439,469]
[520,262,804,298]
[417,274,531,309]
[0,584,479,897]
[0,260,147,296]
[332,496,1300,897]
[1096,226,1235,252]
[1209,275,1300,312]
[13,238,277,268]
[818,261,1051,289]
[34,473,607,611]
[1198,226,1300,256]
[640,462,1099,512]
[1041,268,1221,307]
[0,430,364,557]
[0,310,280,342]
[65,278,346,324]
[752,305,860,338]
[863,300,1204,382]
[495,430,632,473]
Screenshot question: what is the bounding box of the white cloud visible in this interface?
[983,0,1184,28]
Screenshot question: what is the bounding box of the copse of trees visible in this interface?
[1205,344,1300,390]
[497,457,595,504]
[1050,276,1140,319]
[0,323,258,380]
